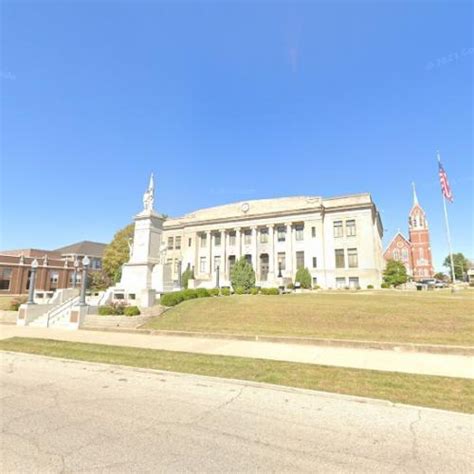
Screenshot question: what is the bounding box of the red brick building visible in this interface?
[383,185,434,280]
[0,241,106,295]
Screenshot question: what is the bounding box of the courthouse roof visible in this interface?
[165,193,377,228]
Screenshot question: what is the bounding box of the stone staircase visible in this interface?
[28,295,80,329]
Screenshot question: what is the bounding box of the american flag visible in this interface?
[438,161,453,202]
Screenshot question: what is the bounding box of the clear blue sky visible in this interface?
[1,1,472,271]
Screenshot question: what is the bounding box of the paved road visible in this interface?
[1,352,473,473]
[1,325,473,379]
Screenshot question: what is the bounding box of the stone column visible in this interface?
[207,230,212,277]
[286,222,293,276]
[236,227,242,260]
[220,229,227,281]
[251,226,257,274]
[268,224,275,278]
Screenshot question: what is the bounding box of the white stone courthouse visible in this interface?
[118,176,384,305]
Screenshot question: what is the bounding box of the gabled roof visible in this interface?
[54,240,106,257]
[383,231,411,255]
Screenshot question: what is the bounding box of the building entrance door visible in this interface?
[260,254,269,281]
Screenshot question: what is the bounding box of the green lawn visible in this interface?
[0,296,14,311]
[1,337,472,413]
[145,290,474,346]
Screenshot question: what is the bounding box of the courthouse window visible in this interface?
[348,248,358,268]
[295,224,304,241]
[175,236,182,250]
[188,238,192,247]
[200,257,207,273]
[312,257,317,268]
[168,237,174,250]
[349,277,360,289]
[277,226,286,242]
[335,249,345,268]
[244,230,252,245]
[277,252,286,270]
[214,233,221,246]
[336,277,346,289]
[0,268,12,290]
[311,227,316,238]
[296,251,305,269]
[200,234,207,248]
[346,220,356,237]
[260,228,268,243]
[229,231,236,246]
[333,221,343,238]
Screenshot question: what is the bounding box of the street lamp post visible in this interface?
[216,265,220,289]
[27,259,39,304]
[79,256,90,306]
[73,258,79,288]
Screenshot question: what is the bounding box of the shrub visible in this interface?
[9,296,27,311]
[381,282,390,289]
[234,286,247,295]
[160,292,184,307]
[230,257,256,291]
[383,259,408,287]
[261,287,279,295]
[295,268,312,289]
[367,284,374,289]
[124,306,141,316]
[98,305,116,315]
[196,288,210,298]
[209,288,220,297]
[182,289,198,300]
[249,287,259,295]
[181,267,194,289]
[220,288,231,296]
[287,283,294,290]
[313,285,321,290]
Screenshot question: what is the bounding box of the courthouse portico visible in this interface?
[162,193,384,290]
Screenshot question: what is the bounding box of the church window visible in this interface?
[402,249,408,260]
[393,249,399,260]
[419,248,424,259]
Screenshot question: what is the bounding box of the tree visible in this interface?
[88,271,112,291]
[295,267,312,289]
[102,223,134,283]
[383,259,408,287]
[434,272,448,282]
[230,257,256,291]
[443,253,469,281]
[181,267,194,289]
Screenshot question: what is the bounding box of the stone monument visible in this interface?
[119,173,170,307]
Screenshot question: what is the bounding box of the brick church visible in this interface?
[383,185,434,280]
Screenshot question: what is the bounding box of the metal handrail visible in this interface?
[46,296,80,328]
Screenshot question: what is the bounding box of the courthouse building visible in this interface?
[161,193,384,290]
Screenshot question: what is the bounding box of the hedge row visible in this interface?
[98,304,141,316]
[160,287,281,307]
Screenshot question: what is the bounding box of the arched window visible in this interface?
[393,249,399,260]
[402,248,408,261]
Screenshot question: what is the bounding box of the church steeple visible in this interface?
[412,182,419,206]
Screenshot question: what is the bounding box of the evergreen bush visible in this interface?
[124,306,141,316]
[295,268,312,289]
[261,287,279,295]
[230,257,256,291]
[181,268,194,289]
[220,288,231,296]
[196,288,210,298]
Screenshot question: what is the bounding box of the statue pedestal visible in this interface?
[119,209,166,307]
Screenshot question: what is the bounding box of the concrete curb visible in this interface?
[79,327,474,356]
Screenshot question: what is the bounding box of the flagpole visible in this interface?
[438,152,456,284]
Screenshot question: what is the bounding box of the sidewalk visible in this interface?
[1,325,473,379]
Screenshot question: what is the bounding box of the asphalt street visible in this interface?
[1,351,473,473]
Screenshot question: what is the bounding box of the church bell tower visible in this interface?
[408,183,434,280]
